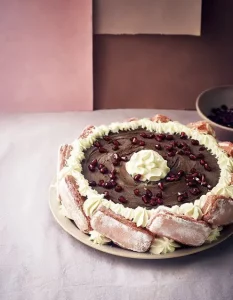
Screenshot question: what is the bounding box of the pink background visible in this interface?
[0,0,93,112]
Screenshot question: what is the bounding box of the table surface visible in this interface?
[1,109,233,300]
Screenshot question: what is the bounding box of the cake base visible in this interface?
[49,182,233,259]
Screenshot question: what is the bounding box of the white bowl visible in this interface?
[196,85,233,141]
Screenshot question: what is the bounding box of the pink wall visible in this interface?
[0,0,93,112]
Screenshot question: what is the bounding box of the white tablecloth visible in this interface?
[1,109,233,300]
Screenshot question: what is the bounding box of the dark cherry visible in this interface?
[168,151,176,157]
[200,159,205,166]
[150,197,158,206]
[155,136,163,142]
[157,198,163,205]
[89,180,96,187]
[109,173,117,180]
[110,169,117,175]
[112,145,119,151]
[199,146,206,151]
[98,180,104,187]
[104,182,112,189]
[201,181,207,187]
[156,191,163,198]
[115,185,123,192]
[99,147,108,153]
[201,174,206,182]
[103,136,111,141]
[191,139,199,145]
[113,160,120,166]
[134,174,141,181]
[166,134,173,140]
[155,144,162,150]
[140,132,148,138]
[177,149,184,155]
[177,143,183,148]
[88,164,95,172]
[166,176,176,182]
[204,164,211,171]
[104,191,110,199]
[131,137,138,145]
[185,150,191,156]
[177,170,185,177]
[189,154,197,160]
[189,188,201,195]
[91,159,98,166]
[158,182,164,190]
[165,145,173,151]
[113,153,121,161]
[207,184,212,190]
[139,140,145,146]
[118,196,127,203]
[187,181,197,187]
[98,163,104,170]
[113,140,120,146]
[180,132,187,139]
[110,180,117,187]
[145,188,152,198]
[142,195,150,204]
[195,177,201,184]
[100,167,108,174]
[147,133,155,139]
[134,189,140,196]
[94,141,101,148]
[158,134,165,140]
[177,195,184,202]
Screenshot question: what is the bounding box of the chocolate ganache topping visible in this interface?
[81,129,220,209]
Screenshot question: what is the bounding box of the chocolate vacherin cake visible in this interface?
[57,115,233,254]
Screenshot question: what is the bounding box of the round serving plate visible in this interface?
[49,184,233,259]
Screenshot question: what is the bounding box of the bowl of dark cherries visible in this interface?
[196,86,233,141]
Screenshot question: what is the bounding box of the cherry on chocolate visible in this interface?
[98,180,104,187]
[113,160,120,166]
[100,167,108,174]
[185,150,191,156]
[199,146,206,151]
[142,195,150,204]
[145,188,152,198]
[113,153,121,161]
[140,132,148,138]
[115,185,123,192]
[166,134,173,140]
[109,173,117,180]
[177,170,185,177]
[89,180,96,187]
[103,136,111,141]
[191,139,199,146]
[110,179,117,187]
[189,188,201,195]
[194,177,201,184]
[200,159,205,166]
[88,164,95,172]
[134,189,140,196]
[201,174,206,182]
[207,184,212,190]
[168,151,175,157]
[147,133,155,139]
[155,136,163,142]
[158,134,165,140]
[139,140,145,146]
[99,147,108,153]
[180,132,187,139]
[91,159,98,166]
[112,145,119,151]
[177,196,184,202]
[118,196,127,203]
[94,141,102,148]
[134,174,141,181]
[165,145,173,151]
[157,198,163,205]
[104,182,112,189]
[156,191,163,198]
[155,144,162,150]
[150,197,158,206]
[189,154,197,160]
[110,169,117,175]
[98,163,104,170]
[158,182,164,190]
[177,150,184,155]
[104,191,110,199]
[113,140,120,146]
[121,156,129,162]
[204,164,212,171]
[187,181,197,187]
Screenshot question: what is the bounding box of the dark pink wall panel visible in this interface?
[0,0,93,112]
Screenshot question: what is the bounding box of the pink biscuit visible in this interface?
[58,144,73,171]
[91,206,153,252]
[187,121,215,136]
[150,114,171,123]
[79,125,95,139]
[218,142,233,157]
[147,211,211,246]
[203,195,233,226]
[58,175,91,233]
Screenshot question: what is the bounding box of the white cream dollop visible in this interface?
[89,230,111,245]
[150,237,180,254]
[125,149,170,181]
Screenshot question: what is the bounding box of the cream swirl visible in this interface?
[150,237,180,254]
[125,149,170,181]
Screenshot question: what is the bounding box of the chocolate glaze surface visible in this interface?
[82,129,221,209]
